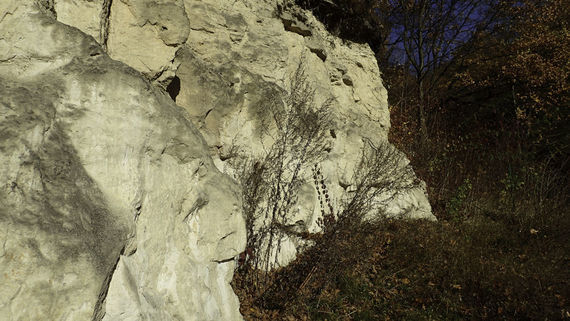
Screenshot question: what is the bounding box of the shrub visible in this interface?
[232,60,423,308]
[233,62,332,285]
[236,140,422,312]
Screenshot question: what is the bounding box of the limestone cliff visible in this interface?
[0,1,244,320]
[0,0,434,320]
[55,0,433,266]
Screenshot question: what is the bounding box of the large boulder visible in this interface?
[0,1,245,320]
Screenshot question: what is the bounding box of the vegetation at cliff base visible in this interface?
[232,0,569,319]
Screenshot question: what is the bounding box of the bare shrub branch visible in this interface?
[234,64,422,301]
[338,139,420,225]
[234,62,332,287]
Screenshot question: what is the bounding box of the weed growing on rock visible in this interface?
[242,140,420,308]
[233,63,332,287]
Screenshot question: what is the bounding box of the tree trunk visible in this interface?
[418,80,429,144]
[417,1,428,144]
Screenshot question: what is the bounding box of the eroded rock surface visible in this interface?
[50,0,434,268]
[0,1,245,320]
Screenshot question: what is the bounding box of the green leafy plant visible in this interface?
[447,178,472,220]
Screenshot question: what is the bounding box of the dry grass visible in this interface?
[234,214,569,320]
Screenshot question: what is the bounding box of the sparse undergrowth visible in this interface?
[233,215,569,320]
[231,84,569,321]
[231,103,569,320]
[232,139,569,320]
[230,1,568,319]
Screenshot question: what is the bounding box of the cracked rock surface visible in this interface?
[0,0,245,320]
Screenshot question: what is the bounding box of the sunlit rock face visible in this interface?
[0,1,245,320]
[0,0,433,318]
[48,0,434,268]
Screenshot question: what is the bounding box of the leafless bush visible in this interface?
[254,139,422,309]
[234,63,422,300]
[234,63,332,286]
[336,139,420,225]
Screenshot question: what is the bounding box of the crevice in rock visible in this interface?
[166,76,181,102]
[190,27,215,34]
[309,47,327,62]
[100,0,113,51]
[133,203,142,222]
[92,245,124,321]
[281,18,312,37]
[0,55,16,63]
[220,231,236,241]
[213,257,235,264]
[183,197,208,222]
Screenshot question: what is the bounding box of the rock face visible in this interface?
[0,0,434,318]
[0,1,245,320]
[56,0,433,266]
